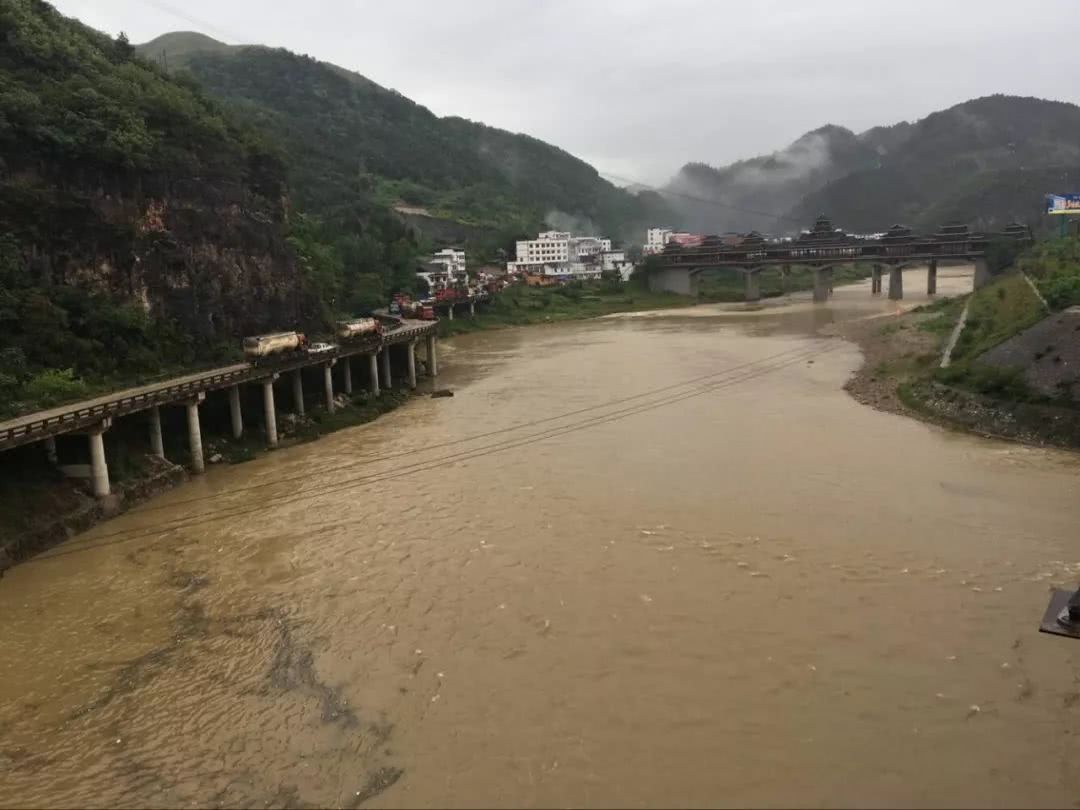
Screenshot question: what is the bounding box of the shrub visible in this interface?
[936,363,1032,400]
[22,368,92,408]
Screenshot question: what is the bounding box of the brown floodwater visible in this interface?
[1,268,1079,808]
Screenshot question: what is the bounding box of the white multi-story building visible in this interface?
[419,247,468,290]
[430,248,467,280]
[644,227,674,255]
[600,250,636,281]
[508,231,613,278]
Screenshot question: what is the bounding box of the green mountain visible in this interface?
[137,30,241,69]
[0,1,323,415]
[136,32,671,251]
[669,96,1080,235]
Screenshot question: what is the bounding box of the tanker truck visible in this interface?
[335,318,382,342]
[242,332,309,364]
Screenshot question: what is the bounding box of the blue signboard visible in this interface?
[1046,193,1080,215]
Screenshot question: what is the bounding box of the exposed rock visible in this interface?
[431,389,455,398]
[979,307,1080,402]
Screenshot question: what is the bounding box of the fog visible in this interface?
[52,0,1080,186]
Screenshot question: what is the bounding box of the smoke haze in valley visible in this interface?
[54,0,1080,188]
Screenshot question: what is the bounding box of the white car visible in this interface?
[308,342,335,355]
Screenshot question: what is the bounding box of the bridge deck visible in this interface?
[0,320,437,452]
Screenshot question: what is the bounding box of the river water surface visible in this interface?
[1,268,1079,808]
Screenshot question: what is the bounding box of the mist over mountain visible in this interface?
[137,31,672,248]
[667,96,1080,236]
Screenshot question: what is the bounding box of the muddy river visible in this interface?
[1,267,1078,808]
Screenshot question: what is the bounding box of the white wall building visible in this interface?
[600,250,636,281]
[644,227,674,255]
[509,231,614,278]
[420,248,468,290]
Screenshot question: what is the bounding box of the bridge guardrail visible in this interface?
[0,321,438,452]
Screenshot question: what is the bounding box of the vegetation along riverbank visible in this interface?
[839,238,1080,450]
[439,265,874,337]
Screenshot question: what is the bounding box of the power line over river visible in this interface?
[0,271,1078,807]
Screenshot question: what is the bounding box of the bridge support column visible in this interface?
[871,265,882,295]
[186,395,205,475]
[469,301,476,318]
[744,271,761,303]
[406,342,417,389]
[447,305,454,321]
[781,265,790,294]
[426,334,438,377]
[973,258,991,290]
[927,259,938,295]
[813,268,830,302]
[888,266,904,300]
[323,362,336,414]
[88,423,110,498]
[368,353,380,396]
[228,386,243,439]
[291,370,305,416]
[263,379,278,449]
[44,436,58,465]
[380,348,392,389]
[343,357,353,395]
[828,268,834,296]
[149,405,165,458]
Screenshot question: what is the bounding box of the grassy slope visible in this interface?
[949,274,1046,364]
[1019,235,1080,310]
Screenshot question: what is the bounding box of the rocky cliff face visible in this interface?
[0,0,318,372]
[2,168,310,343]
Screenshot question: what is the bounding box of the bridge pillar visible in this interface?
[648,267,695,296]
[744,270,761,303]
[781,264,790,294]
[469,301,476,318]
[149,405,165,458]
[828,267,835,296]
[426,334,438,377]
[871,265,882,295]
[44,435,58,465]
[343,357,353,395]
[888,266,904,300]
[87,423,110,498]
[447,305,454,321]
[368,353,380,396]
[323,362,336,414]
[228,386,243,439]
[973,258,991,290]
[813,268,830,302]
[380,348,392,389]
[927,259,938,295]
[263,379,278,449]
[291,370,305,416]
[185,395,205,475]
[406,341,417,390]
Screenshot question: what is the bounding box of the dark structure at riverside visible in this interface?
[0,319,440,498]
[649,216,1034,302]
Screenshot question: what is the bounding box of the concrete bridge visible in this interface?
[648,217,1033,302]
[0,318,440,499]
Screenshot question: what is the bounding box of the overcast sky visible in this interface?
[53,0,1080,186]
